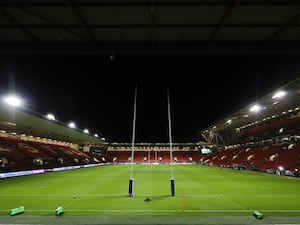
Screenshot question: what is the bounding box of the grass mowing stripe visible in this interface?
[2,209,300,212]
[220,196,247,210]
[1,193,299,197]
[0,194,128,197]
[1,164,300,217]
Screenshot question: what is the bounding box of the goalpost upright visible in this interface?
[167,85,175,196]
[128,84,137,197]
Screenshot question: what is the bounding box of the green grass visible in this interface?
[1,164,300,224]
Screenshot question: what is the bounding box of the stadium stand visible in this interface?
[105,143,204,164]
[0,75,300,180]
[0,135,92,172]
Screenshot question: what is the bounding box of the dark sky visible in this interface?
[0,54,299,143]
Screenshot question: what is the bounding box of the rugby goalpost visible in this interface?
[128,84,175,197]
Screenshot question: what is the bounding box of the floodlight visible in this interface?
[278,166,284,171]
[46,113,56,121]
[94,134,99,137]
[83,129,89,134]
[272,90,286,99]
[250,104,261,112]
[3,95,22,107]
[68,122,76,129]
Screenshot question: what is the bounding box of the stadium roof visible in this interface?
[0,103,104,146]
[200,74,300,145]
[0,0,300,55]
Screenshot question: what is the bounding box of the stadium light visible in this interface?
[250,104,261,112]
[272,90,286,99]
[46,113,56,121]
[83,129,89,134]
[3,95,22,107]
[278,166,284,171]
[68,122,76,129]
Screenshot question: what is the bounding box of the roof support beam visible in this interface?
[1,2,300,7]
[1,41,300,55]
[149,0,156,46]
[18,6,88,41]
[266,11,300,42]
[0,7,41,43]
[1,23,300,29]
[65,0,96,42]
[209,0,240,42]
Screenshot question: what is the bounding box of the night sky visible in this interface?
[0,54,299,143]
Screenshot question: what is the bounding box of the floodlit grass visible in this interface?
[1,164,300,221]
